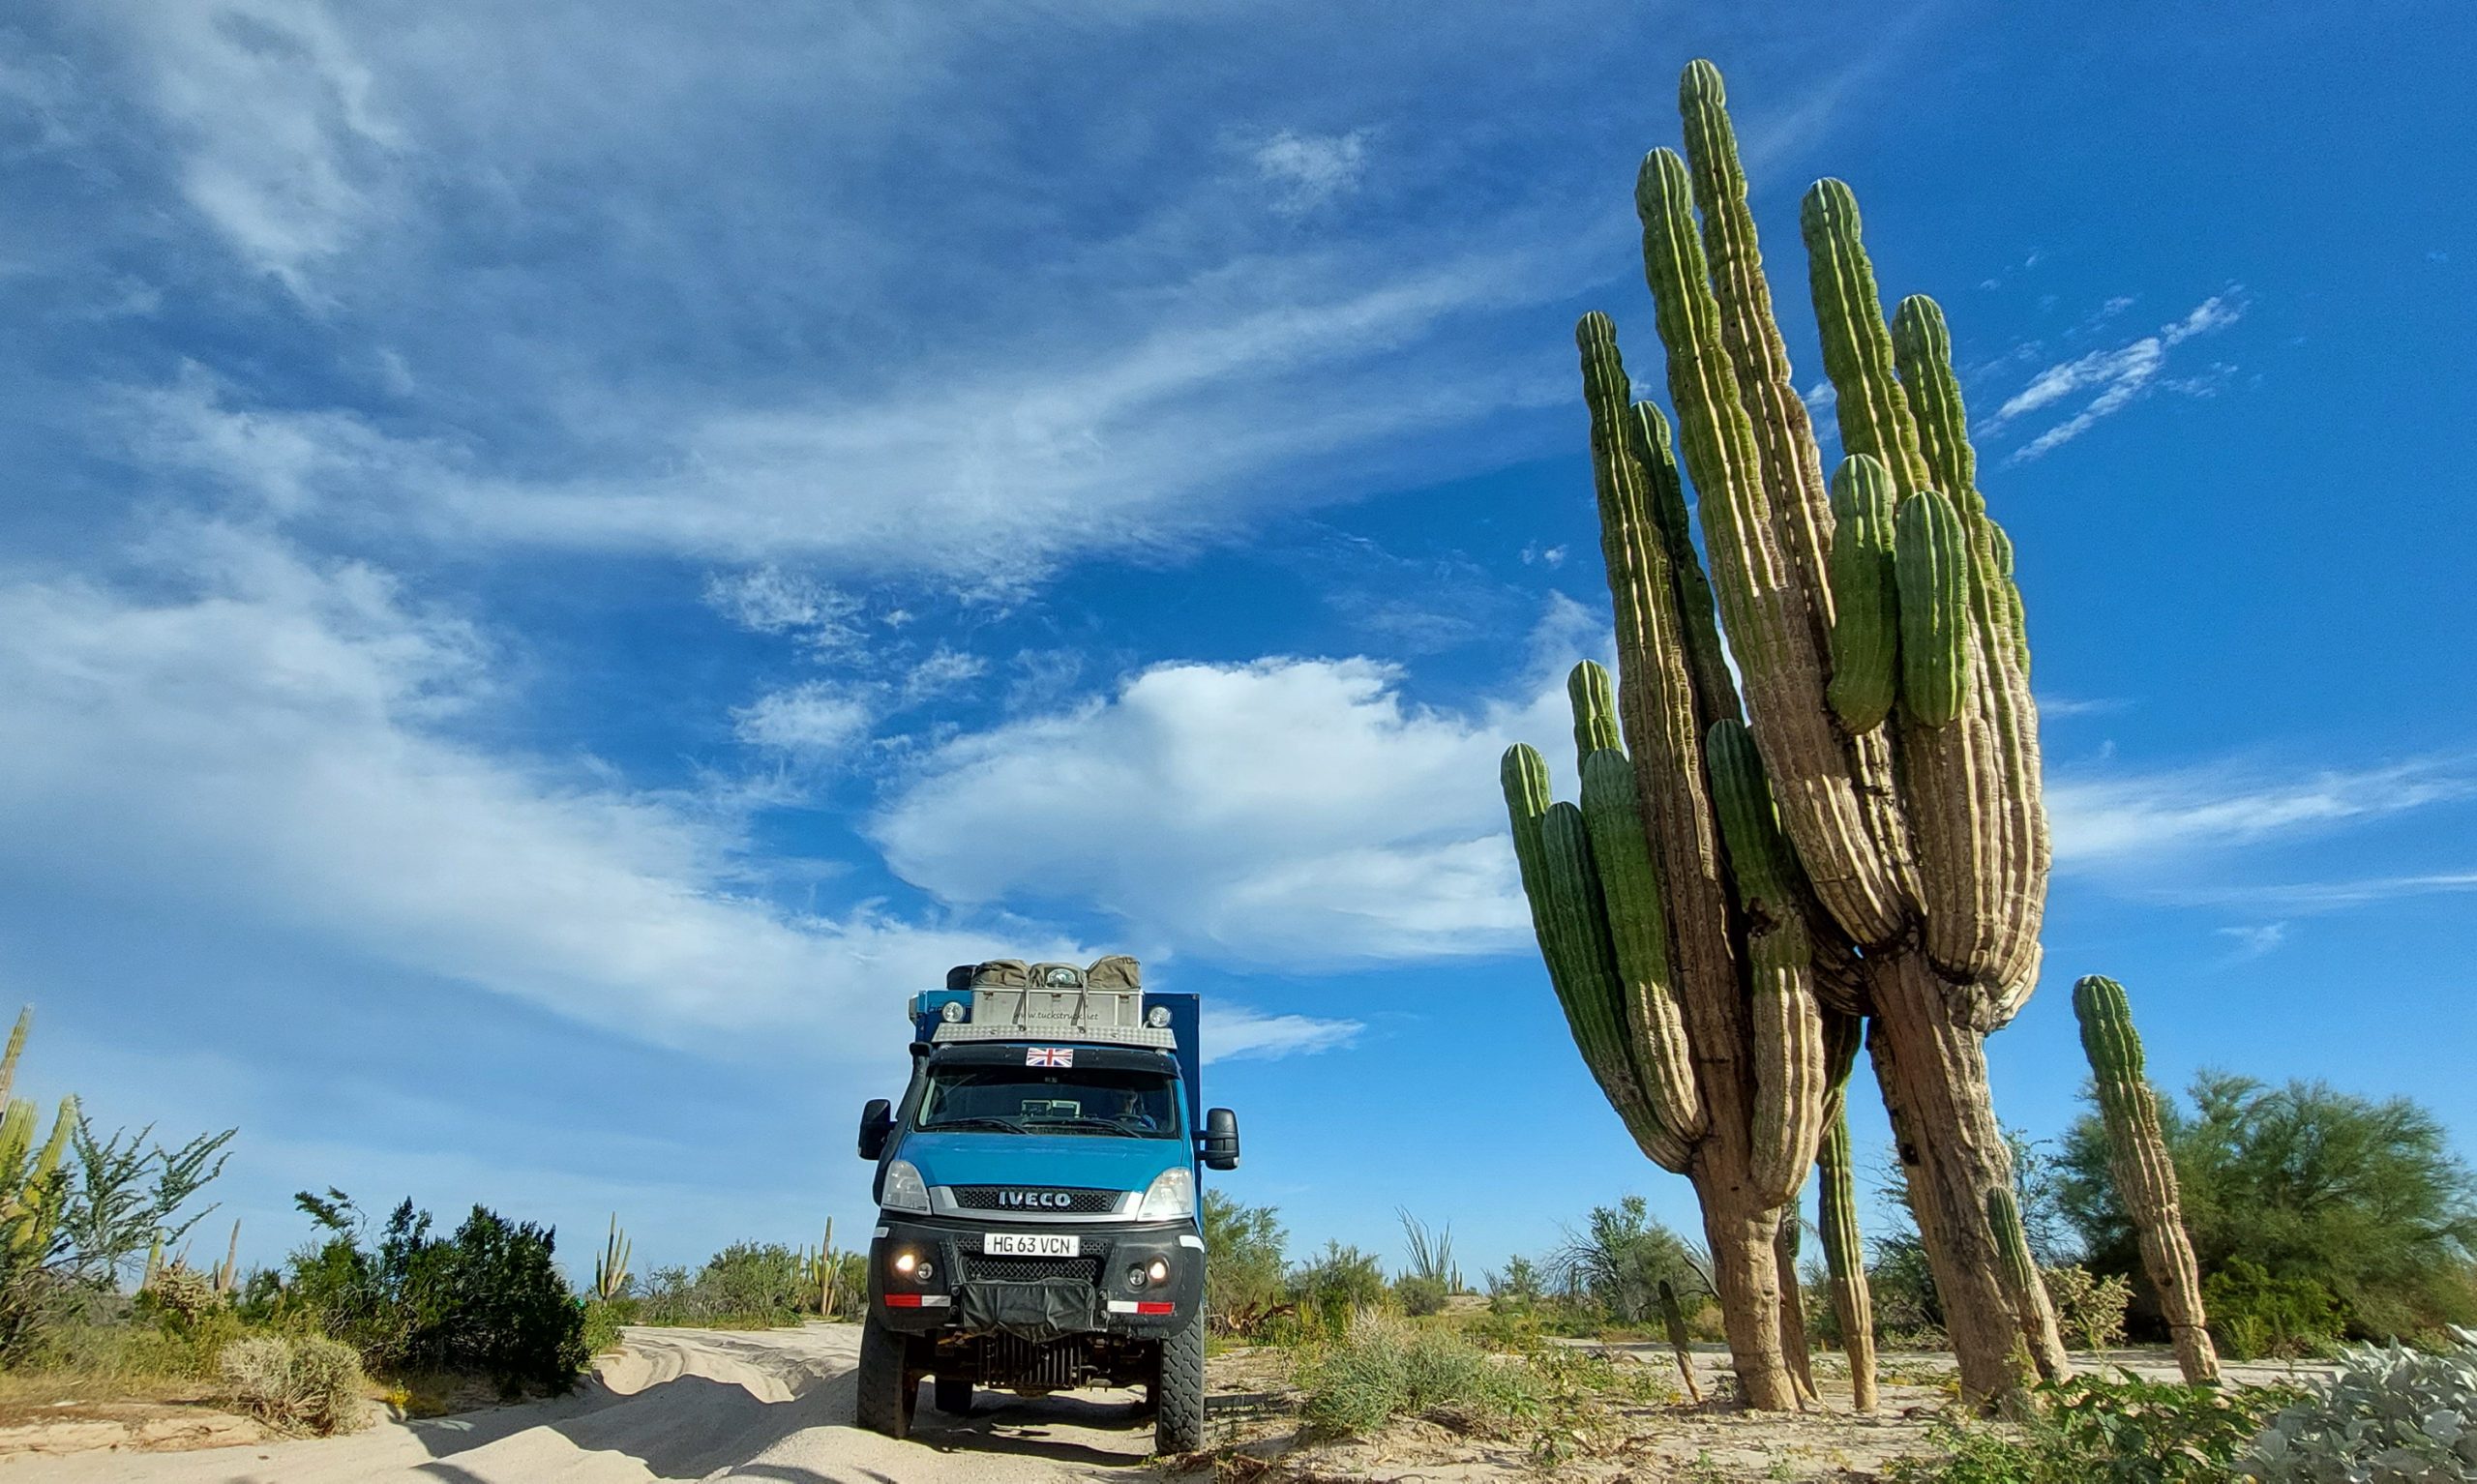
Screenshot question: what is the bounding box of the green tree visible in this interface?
[1201,1190,1286,1334]
[1291,1240,1388,1314]
[1546,1196,1705,1324]
[2057,1072,2477,1343]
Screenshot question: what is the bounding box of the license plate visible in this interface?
[983,1232,1081,1258]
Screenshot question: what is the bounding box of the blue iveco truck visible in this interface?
[853,955,1239,1451]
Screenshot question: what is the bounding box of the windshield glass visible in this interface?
[917,1065,1181,1139]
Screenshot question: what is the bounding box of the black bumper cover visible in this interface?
[870,1213,1203,1342]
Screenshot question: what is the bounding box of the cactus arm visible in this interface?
[1569,661,1623,765]
[1894,490,1972,727]
[1537,803,1694,1172]
[1890,294,2050,992]
[1799,180,1936,495]
[1576,314,1746,1045]
[1815,1112,1877,1410]
[1746,918,1826,1204]
[2073,976,2220,1384]
[1705,718,1801,921]
[1629,400,1744,729]
[1678,60,1837,645]
[1578,748,1707,1143]
[1775,1215,1820,1405]
[1635,149,1912,947]
[1824,455,1900,733]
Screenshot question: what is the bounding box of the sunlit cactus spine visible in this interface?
[1507,55,2069,1407]
[2073,975,2220,1384]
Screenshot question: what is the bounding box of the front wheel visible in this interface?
[854,1317,919,1439]
[1152,1318,1206,1454]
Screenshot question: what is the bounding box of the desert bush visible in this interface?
[1893,1371,2301,1484]
[2244,1325,2477,1483]
[219,1333,368,1436]
[2042,1263,2132,1350]
[633,1243,808,1328]
[1298,1310,1535,1438]
[1393,1274,1447,1317]
[1204,1190,1289,1337]
[579,1297,631,1356]
[1486,1256,1543,1311]
[2206,1257,2344,1361]
[1291,1240,1388,1321]
[134,1262,224,1333]
[282,1192,586,1395]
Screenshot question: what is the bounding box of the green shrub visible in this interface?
[580,1297,632,1356]
[1892,1371,2302,1484]
[282,1193,587,1395]
[1394,1275,1447,1318]
[219,1333,368,1437]
[1298,1311,1535,1438]
[633,1244,809,1328]
[1291,1240,1388,1320]
[2245,1326,2477,1482]
[2207,1257,2344,1361]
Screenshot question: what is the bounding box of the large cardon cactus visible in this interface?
[1503,59,2067,1408]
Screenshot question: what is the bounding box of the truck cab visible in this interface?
[853,956,1238,1452]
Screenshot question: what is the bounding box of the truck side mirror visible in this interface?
[1200,1107,1240,1171]
[858,1098,893,1162]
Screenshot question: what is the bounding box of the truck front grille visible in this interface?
[951,1185,1120,1214]
[975,1333,1088,1390]
[962,1254,1103,1285]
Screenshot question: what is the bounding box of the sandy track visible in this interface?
[0,1323,1187,1484]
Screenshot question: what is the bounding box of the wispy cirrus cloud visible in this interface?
[1251,129,1371,214]
[2047,757,2475,868]
[1984,293,2246,461]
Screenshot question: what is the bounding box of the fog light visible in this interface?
[1125,1263,1148,1290]
[1147,1004,1172,1028]
[940,1000,966,1024]
[893,1251,917,1275]
[1147,1259,1170,1284]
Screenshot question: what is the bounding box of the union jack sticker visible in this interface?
[1025,1047,1075,1067]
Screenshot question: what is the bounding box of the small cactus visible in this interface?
[593,1213,632,1303]
[2074,975,2220,1384]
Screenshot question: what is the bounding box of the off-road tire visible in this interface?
[1152,1318,1206,1454]
[932,1374,973,1416]
[855,1316,918,1439]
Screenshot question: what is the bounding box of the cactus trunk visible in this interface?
[2074,976,2221,1384]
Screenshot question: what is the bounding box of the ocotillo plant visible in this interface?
[593,1213,632,1303]
[2074,975,2219,1383]
[1510,57,2069,1406]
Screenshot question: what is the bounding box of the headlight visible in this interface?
[1136,1166,1195,1222]
[880,1158,930,1214]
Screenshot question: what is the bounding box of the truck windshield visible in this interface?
[917,1066,1181,1140]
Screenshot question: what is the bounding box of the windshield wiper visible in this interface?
[921,1115,1030,1134]
[1025,1116,1151,1136]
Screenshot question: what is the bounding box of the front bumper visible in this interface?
[869,1212,1203,1340]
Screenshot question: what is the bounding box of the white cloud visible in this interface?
[104,0,403,296]
[1202,1003,1362,1063]
[703,567,864,654]
[732,679,876,754]
[2035,694,2132,719]
[2047,757,2473,868]
[1985,293,2246,461]
[2215,923,2286,959]
[869,631,1589,966]
[903,647,989,703]
[1252,129,1369,213]
[0,525,1061,1052]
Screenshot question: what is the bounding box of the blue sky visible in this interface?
[4,1,2473,1283]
